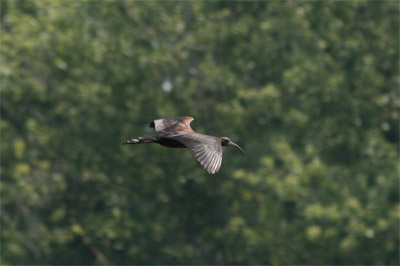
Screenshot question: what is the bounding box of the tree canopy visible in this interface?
[1,0,399,264]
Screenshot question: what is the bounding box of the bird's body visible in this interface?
[123,116,245,174]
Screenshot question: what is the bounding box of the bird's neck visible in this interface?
[219,138,227,146]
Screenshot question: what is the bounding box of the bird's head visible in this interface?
[220,137,246,156]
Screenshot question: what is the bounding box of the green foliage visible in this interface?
[1,0,398,264]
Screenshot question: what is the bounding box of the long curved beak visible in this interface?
[229,141,246,156]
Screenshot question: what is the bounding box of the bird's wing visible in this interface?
[149,116,194,132]
[166,133,222,174]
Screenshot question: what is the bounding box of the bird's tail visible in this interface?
[122,136,159,145]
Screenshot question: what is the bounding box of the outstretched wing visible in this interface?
[149,116,194,132]
[167,133,222,174]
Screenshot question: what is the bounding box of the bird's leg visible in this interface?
[122,136,159,145]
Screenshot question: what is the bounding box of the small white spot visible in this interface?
[162,80,172,92]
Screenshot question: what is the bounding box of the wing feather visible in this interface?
[166,133,223,174]
[209,155,218,174]
[198,152,209,163]
[203,152,213,167]
[151,116,194,132]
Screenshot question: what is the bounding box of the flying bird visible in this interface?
[122,116,245,174]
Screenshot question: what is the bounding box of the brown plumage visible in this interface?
[122,116,245,174]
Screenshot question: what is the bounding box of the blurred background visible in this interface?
[1,0,399,265]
